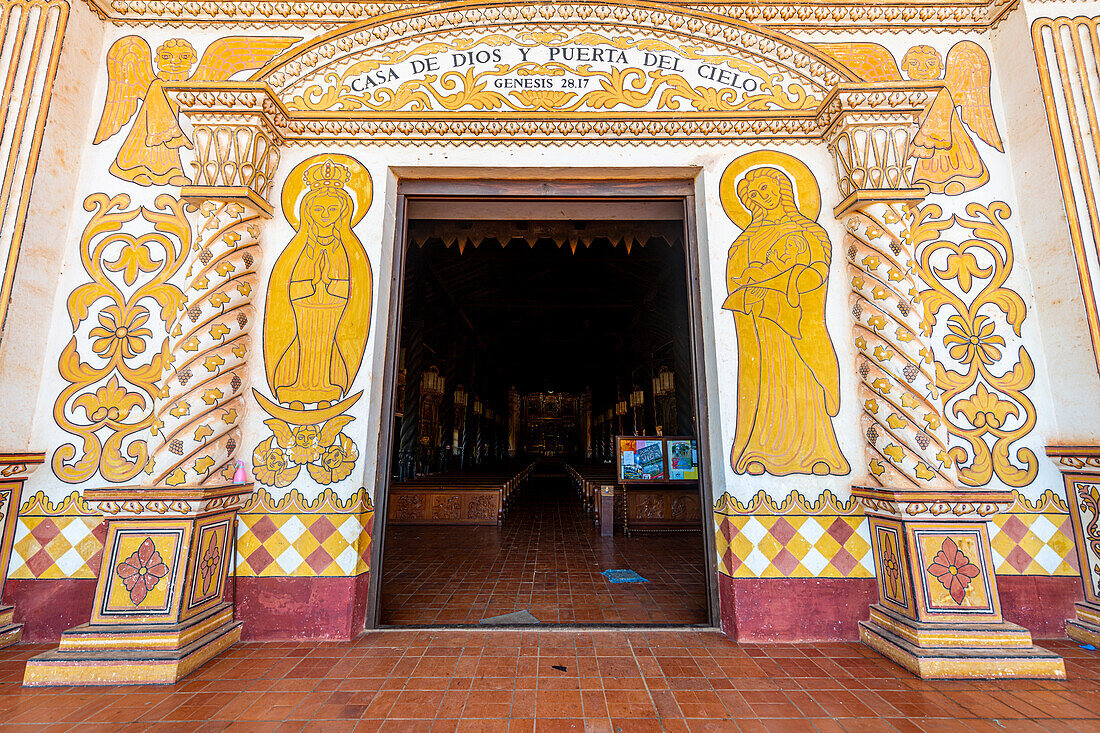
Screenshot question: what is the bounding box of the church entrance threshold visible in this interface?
[367,178,718,629]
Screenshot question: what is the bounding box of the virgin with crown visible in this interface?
[265,158,372,409]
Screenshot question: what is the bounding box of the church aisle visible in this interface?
[381,474,708,626]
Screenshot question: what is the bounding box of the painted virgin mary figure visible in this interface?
[264,159,372,408]
[723,166,849,476]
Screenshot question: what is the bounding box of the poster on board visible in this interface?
[667,438,699,481]
[617,437,666,482]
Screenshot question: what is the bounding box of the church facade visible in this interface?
[0,0,1098,682]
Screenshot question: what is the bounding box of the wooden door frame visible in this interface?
[364,177,721,628]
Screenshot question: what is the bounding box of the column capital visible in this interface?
[852,484,1014,520]
[1045,445,1100,473]
[822,82,939,216]
[170,82,283,217]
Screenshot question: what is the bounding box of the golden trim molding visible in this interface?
[79,0,1019,33]
[0,0,68,341]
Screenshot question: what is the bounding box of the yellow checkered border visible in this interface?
[7,487,376,580]
[9,491,101,579]
[714,512,874,578]
[988,489,1076,576]
[713,488,1077,579]
[235,487,374,578]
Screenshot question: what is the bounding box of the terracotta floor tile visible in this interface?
[380,480,707,626]
[1,609,1098,732]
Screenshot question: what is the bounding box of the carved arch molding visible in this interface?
[88,0,1017,33]
[171,1,940,190]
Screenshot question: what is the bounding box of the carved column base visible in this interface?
[0,605,21,649]
[24,484,253,686]
[22,606,240,686]
[1045,447,1100,647]
[0,453,46,650]
[860,605,1065,679]
[1066,602,1100,646]
[854,485,1065,679]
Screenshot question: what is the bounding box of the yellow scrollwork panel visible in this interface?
[720,152,849,477]
[53,194,191,483]
[286,32,818,115]
[908,201,1038,487]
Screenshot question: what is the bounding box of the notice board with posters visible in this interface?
[615,436,698,484]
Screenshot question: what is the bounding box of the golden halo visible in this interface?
[281,153,373,229]
[719,151,821,229]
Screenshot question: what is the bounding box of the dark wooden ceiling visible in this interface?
[401,220,691,404]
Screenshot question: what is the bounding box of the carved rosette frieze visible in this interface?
[149,201,262,488]
[79,0,1019,34]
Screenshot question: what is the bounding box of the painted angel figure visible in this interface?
[902,41,1004,196]
[94,35,297,187]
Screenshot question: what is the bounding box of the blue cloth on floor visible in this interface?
[602,569,648,583]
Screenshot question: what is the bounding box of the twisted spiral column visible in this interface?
[149,202,263,486]
[844,201,954,489]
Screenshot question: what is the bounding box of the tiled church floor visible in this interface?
[0,631,1096,731]
[380,474,708,625]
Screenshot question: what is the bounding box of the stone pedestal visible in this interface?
[854,485,1064,679]
[23,483,253,686]
[0,453,45,648]
[1046,447,1100,646]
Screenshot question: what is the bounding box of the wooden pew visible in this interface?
[387,461,537,526]
[565,462,702,535]
[622,485,702,535]
[564,463,616,525]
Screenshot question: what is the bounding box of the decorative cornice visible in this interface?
[169,80,939,146]
[0,452,46,479]
[852,484,1014,519]
[84,482,255,516]
[714,488,862,516]
[240,486,375,514]
[713,487,1063,518]
[80,0,1020,33]
[1046,445,1100,472]
[18,490,97,517]
[1001,488,1069,514]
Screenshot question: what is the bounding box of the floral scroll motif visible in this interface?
[199,532,220,594]
[926,537,980,604]
[116,537,170,605]
[881,540,900,598]
[293,63,815,115]
[1077,482,1100,595]
[53,194,191,483]
[286,32,821,116]
[252,416,359,488]
[908,201,1038,488]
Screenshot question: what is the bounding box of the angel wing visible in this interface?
[815,43,902,82]
[190,36,300,83]
[943,40,1004,152]
[93,36,155,145]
